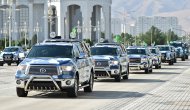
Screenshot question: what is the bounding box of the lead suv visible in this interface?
[127,46,153,73]
[15,42,94,97]
[90,44,129,82]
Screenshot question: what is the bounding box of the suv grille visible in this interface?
[3,54,13,60]
[95,61,109,67]
[28,65,58,75]
[129,58,141,63]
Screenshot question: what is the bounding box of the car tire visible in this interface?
[67,76,79,98]
[149,66,153,73]
[84,73,94,92]
[7,63,11,66]
[145,68,149,74]
[0,63,3,66]
[123,68,129,80]
[115,69,121,82]
[182,56,185,61]
[169,60,173,65]
[174,58,177,63]
[159,64,162,69]
[155,65,159,69]
[16,88,28,97]
[185,55,188,59]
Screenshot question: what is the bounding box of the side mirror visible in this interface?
[77,53,86,59]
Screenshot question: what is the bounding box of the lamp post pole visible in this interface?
[34,22,40,44]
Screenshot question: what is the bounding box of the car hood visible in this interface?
[20,58,72,65]
[91,55,117,60]
[127,54,147,58]
[1,52,17,55]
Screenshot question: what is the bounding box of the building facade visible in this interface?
[135,16,182,36]
[0,0,112,47]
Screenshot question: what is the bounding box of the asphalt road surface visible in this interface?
[0,59,189,110]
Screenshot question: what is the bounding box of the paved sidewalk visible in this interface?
[121,68,190,110]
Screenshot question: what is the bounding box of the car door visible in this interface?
[73,45,85,83]
[118,48,127,73]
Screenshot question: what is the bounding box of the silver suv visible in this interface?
[15,42,94,97]
[157,45,174,65]
[0,46,26,66]
[127,46,153,73]
[90,44,129,82]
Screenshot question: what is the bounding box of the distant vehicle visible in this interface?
[157,45,175,65]
[15,42,94,97]
[169,46,177,63]
[127,46,153,73]
[91,44,129,82]
[170,41,186,61]
[0,46,25,66]
[149,47,162,69]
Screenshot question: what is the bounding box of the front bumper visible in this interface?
[152,59,159,66]
[129,62,148,70]
[15,72,75,92]
[94,65,120,78]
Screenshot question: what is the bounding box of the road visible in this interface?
[0,59,189,110]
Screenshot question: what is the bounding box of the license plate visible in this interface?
[130,67,139,70]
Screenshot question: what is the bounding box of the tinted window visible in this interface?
[4,48,19,52]
[127,49,146,55]
[158,46,170,51]
[91,47,117,56]
[27,45,73,58]
[151,49,156,54]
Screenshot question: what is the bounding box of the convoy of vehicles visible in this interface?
[0,37,186,98]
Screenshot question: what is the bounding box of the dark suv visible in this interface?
[15,42,94,97]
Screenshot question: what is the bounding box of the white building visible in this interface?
[0,0,112,46]
[135,16,182,36]
[111,18,122,35]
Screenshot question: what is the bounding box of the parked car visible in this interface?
[157,45,175,65]
[15,42,94,97]
[127,46,153,73]
[149,47,162,69]
[90,44,129,82]
[0,46,26,66]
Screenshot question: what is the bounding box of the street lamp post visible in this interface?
[34,22,40,44]
[1,23,8,48]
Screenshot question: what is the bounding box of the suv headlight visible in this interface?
[141,58,147,62]
[110,60,119,65]
[17,65,27,71]
[61,66,73,71]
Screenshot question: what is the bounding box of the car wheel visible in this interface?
[145,68,149,74]
[174,58,177,63]
[84,73,94,92]
[182,56,185,61]
[67,76,79,97]
[185,55,188,59]
[149,66,153,73]
[169,60,173,65]
[7,63,11,66]
[16,88,28,97]
[155,65,159,69]
[0,63,3,66]
[115,69,121,82]
[123,68,129,80]
[159,64,162,69]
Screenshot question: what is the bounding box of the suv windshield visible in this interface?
[27,45,73,58]
[170,43,183,48]
[158,46,170,51]
[151,49,156,54]
[91,47,117,56]
[127,49,146,55]
[3,48,19,52]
